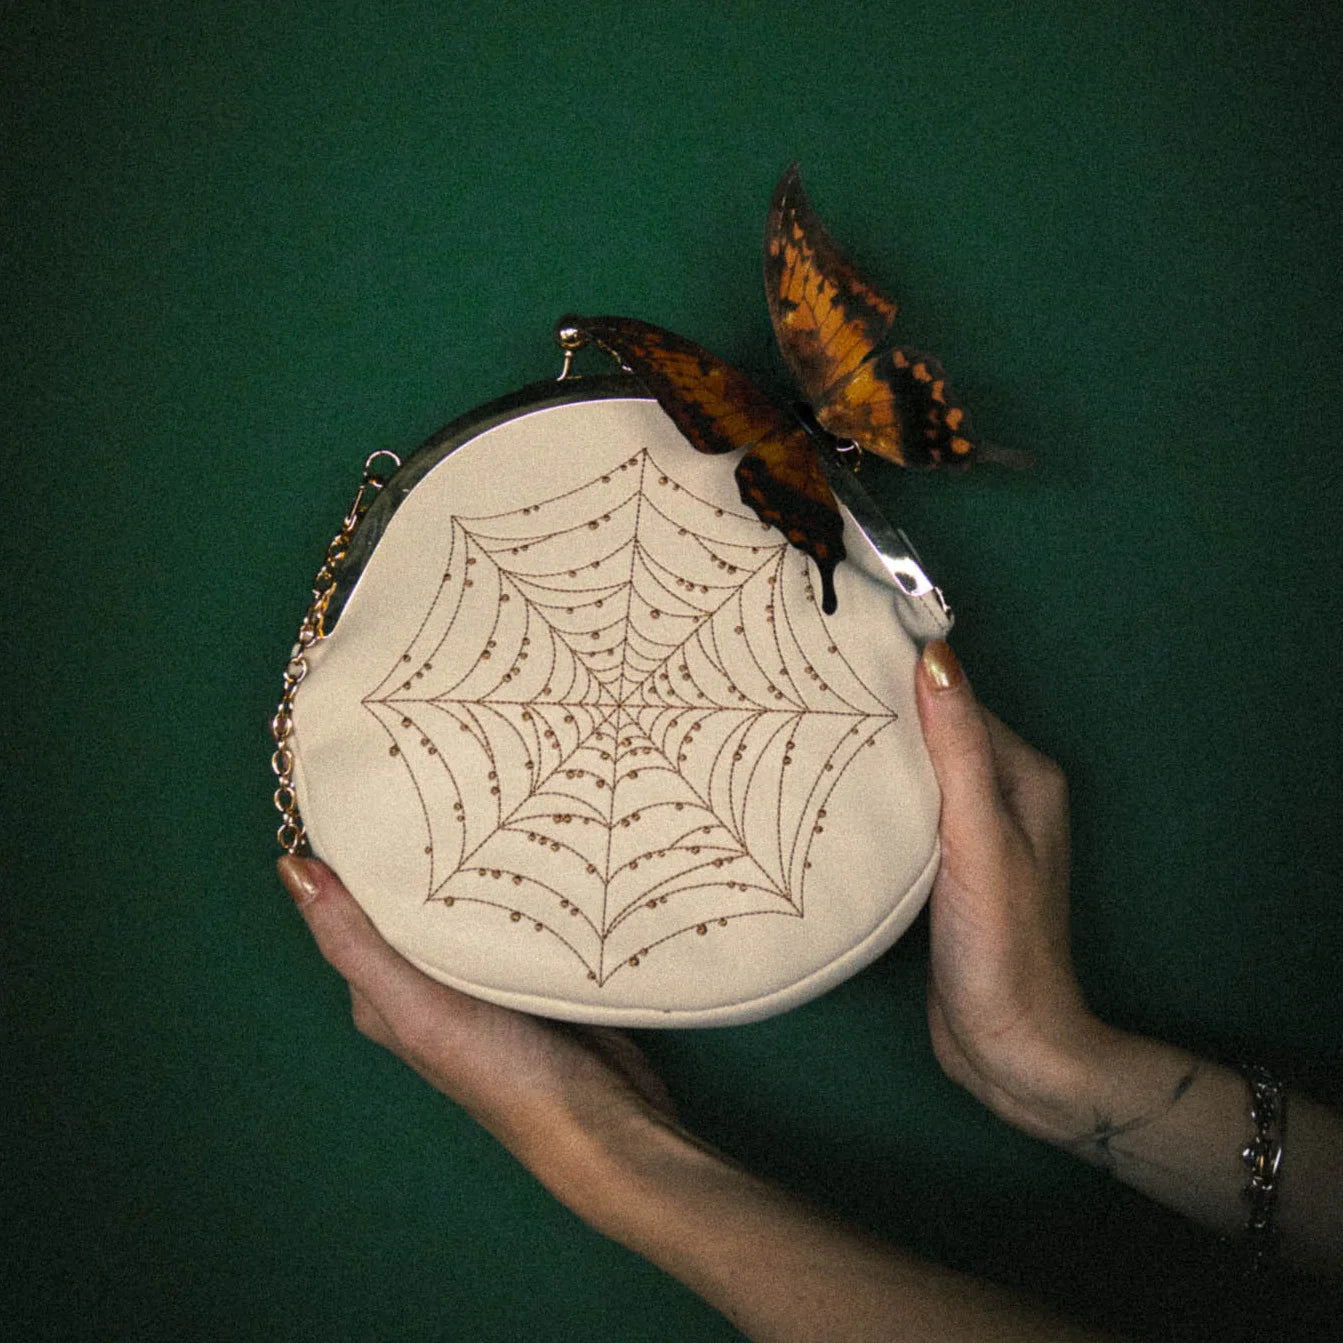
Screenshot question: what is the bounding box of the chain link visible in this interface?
[1238,1063,1286,1271]
[270,451,401,854]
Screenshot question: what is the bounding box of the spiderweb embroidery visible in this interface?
[362,439,898,987]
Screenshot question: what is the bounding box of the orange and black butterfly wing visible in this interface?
[733,430,846,614]
[817,345,982,469]
[556,314,846,613]
[763,164,983,469]
[764,163,897,406]
[559,314,792,457]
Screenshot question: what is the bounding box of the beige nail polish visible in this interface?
[921,639,963,691]
[277,855,321,908]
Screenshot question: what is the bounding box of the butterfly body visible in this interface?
[557,164,1000,614]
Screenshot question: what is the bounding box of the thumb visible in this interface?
[914,641,1002,832]
[277,855,461,1028]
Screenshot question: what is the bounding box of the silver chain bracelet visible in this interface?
[1238,1063,1286,1272]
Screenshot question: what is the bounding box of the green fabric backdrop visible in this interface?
[6,2,1340,1338]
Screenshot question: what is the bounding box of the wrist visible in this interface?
[941,1005,1132,1147]
[514,1097,733,1239]
[966,1017,1218,1172]
[985,1018,1134,1147]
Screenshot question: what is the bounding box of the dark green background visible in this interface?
[6,2,1341,1339]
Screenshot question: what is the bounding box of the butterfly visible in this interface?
[556,163,1013,614]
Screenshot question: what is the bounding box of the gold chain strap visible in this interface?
[270,450,401,854]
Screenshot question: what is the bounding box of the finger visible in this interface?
[982,711,1043,803]
[982,710,1056,782]
[277,856,480,1036]
[981,711,1069,847]
[981,708,1032,767]
[349,985,397,1048]
[915,641,1004,834]
[574,1025,679,1117]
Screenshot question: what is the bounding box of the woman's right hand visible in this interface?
[914,639,1109,1143]
[913,640,1343,1273]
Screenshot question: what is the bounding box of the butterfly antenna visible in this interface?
[979,440,1036,470]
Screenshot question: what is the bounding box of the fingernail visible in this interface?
[921,639,963,691]
[277,856,321,909]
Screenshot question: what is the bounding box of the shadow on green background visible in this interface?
[6,2,1340,1338]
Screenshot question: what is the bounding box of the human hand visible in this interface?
[914,641,1112,1142]
[277,857,1129,1342]
[277,856,680,1218]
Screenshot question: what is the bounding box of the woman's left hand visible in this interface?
[278,854,1121,1341]
[277,856,678,1217]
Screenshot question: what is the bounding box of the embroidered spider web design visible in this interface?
[362,439,899,988]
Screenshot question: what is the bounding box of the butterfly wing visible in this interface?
[816,345,981,469]
[733,430,846,616]
[763,164,982,469]
[764,163,898,406]
[556,314,846,613]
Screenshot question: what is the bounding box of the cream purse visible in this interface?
[272,371,951,1027]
